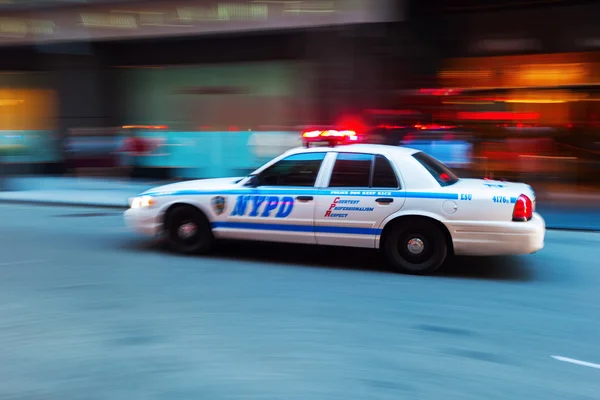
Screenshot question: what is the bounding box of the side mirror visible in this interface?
[245,175,259,188]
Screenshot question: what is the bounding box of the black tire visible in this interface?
[383,218,448,275]
[165,205,214,255]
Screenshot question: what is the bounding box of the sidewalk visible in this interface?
[0,177,159,209]
[0,176,598,230]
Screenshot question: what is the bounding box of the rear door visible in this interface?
[314,152,406,248]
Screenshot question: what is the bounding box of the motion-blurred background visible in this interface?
[2,5,600,398]
[0,0,599,196]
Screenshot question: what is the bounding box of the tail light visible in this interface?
[512,194,533,221]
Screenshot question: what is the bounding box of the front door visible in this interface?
[220,152,327,244]
[314,152,405,248]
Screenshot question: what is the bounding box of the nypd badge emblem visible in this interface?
[211,196,226,215]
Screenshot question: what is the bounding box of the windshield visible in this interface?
[412,151,460,187]
[246,154,287,178]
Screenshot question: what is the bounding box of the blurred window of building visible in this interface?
[118,61,316,132]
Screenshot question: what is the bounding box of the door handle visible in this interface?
[296,196,314,201]
[375,197,394,204]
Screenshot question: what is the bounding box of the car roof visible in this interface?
[287,143,420,157]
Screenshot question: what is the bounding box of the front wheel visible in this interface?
[383,219,448,275]
[165,205,214,255]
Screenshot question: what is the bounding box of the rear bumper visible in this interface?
[448,213,545,256]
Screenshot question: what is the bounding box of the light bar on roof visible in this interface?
[302,130,357,139]
[301,129,357,147]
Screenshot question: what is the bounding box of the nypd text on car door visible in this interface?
[218,152,327,244]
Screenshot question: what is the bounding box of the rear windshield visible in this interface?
[412,152,460,187]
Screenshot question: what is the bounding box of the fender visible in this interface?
[375,209,452,249]
[159,197,215,224]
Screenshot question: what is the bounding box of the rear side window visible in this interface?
[328,153,400,188]
[412,152,459,187]
[372,155,399,188]
[329,153,372,187]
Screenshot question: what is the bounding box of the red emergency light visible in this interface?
[301,129,358,147]
[457,112,540,121]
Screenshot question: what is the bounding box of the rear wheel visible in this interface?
[383,219,448,275]
[165,205,214,254]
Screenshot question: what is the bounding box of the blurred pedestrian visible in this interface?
[119,128,150,180]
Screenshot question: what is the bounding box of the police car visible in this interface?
[124,129,545,275]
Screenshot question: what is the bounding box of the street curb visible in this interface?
[0,199,128,210]
[546,227,600,233]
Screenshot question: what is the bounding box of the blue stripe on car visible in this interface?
[211,221,382,235]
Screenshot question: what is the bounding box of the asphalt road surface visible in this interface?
[1,204,599,400]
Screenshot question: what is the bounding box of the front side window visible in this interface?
[412,151,459,187]
[328,152,400,188]
[257,152,326,187]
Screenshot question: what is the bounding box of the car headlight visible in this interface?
[129,195,155,209]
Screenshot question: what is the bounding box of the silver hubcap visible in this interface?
[178,222,197,239]
[407,238,425,255]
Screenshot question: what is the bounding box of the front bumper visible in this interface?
[124,207,163,237]
[449,212,546,256]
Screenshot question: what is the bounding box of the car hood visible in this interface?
[140,177,245,196]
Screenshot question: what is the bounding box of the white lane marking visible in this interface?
[551,355,600,370]
[0,259,49,267]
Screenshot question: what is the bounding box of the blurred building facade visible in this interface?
[0,0,408,177]
[0,0,598,185]
[410,0,600,185]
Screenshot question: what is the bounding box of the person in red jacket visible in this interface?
[120,132,150,179]
[123,135,149,156]
[119,125,167,179]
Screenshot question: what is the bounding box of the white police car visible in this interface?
[124,130,545,274]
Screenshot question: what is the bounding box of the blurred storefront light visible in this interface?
[504,99,566,104]
[509,63,589,87]
[439,53,600,89]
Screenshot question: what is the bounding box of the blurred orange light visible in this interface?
[414,124,454,130]
[439,70,492,79]
[0,99,24,106]
[122,125,168,130]
[504,99,567,104]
